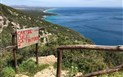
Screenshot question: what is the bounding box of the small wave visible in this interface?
[84,25,122,36]
[43,8,57,13]
[111,17,123,20]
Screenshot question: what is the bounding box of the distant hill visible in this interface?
[11,5,55,18]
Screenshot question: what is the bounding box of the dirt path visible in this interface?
[16,66,68,77]
[34,66,67,77]
[15,55,68,77]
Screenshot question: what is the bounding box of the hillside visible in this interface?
[0,4,92,47]
[0,4,123,77]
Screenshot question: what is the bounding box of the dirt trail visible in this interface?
[34,66,67,77]
[16,66,67,77]
[15,55,68,77]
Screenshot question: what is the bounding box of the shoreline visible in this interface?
[42,8,57,19]
[43,8,56,13]
[42,7,123,45]
[42,8,95,45]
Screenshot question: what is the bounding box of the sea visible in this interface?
[44,7,123,45]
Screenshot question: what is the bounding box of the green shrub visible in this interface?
[0,67,15,77]
[36,64,49,72]
[19,59,49,76]
[99,71,123,77]
[19,59,37,73]
[67,64,78,77]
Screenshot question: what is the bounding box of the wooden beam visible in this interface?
[77,64,123,77]
[56,49,62,77]
[6,45,17,49]
[58,45,123,51]
[12,33,18,73]
[35,43,39,64]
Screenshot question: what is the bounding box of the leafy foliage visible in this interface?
[0,67,15,77]
[18,59,49,76]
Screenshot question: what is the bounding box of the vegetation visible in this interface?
[67,65,78,77]
[99,71,123,77]
[18,59,49,76]
[21,9,56,19]
[0,3,123,77]
[0,67,15,77]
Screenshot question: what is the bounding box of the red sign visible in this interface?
[17,27,39,49]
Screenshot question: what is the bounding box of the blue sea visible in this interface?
[45,7,123,45]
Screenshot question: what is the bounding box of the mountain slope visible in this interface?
[0,3,93,48]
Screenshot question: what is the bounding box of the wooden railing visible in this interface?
[56,45,123,77]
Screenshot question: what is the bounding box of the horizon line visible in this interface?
[1,3,122,8]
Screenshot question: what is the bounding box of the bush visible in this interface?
[99,71,123,77]
[67,64,78,77]
[0,67,15,77]
[19,59,37,73]
[19,59,49,76]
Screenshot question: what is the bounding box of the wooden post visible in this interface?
[35,43,38,64]
[56,49,62,77]
[35,28,41,65]
[12,33,18,73]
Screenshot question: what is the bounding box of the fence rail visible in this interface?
[78,64,123,77]
[58,45,123,51]
[56,45,123,77]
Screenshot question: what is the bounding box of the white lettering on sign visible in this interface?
[16,27,39,49]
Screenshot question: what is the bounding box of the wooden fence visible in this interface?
[56,45,123,77]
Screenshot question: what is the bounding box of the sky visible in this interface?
[1,0,123,7]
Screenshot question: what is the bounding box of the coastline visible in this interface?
[42,8,56,19]
[42,7,123,45]
[43,9,49,13]
[43,8,56,13]
[42,8,95,44]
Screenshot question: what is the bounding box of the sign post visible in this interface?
[12,33,18,73]
[16,27,40,64]
[11,27,41,72]
[35,43,38,64]
[16,27,39,49]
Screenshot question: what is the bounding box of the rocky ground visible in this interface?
[34,66,67,77]
[15,55,68,77]
[16,66,68,77]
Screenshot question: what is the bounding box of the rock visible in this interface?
[74,72,83,77]
[0,16,10,33]
[34,66,55,77]
[11,22,20,29]
[34,66,67,77]
[15,74,29,77]
[31,55,57,65]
